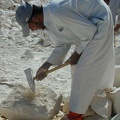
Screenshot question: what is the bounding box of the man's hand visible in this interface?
[34,67,48,81]
[68,52,82,66]
[34,62,52,81]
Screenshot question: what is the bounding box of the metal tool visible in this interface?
[24,68,35,92]
[24,61,70,92]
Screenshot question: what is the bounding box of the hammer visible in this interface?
[24,61,70,92]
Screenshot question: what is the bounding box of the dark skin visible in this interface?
[34,52,82,81]
[67,52,82,66]
[28,12,82,81]
[104,0,110,5]
[114,24,120,33]
[28,12,45,31]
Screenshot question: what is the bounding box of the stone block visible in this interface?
[21,49,34,59]
[114,65,120,87]
[107,88,120,114]
[115,47,120,65]
[1,0,14,9]
[0,84,62,120]
[90,96,112,118]
[83,114,109,120]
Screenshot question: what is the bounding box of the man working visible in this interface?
[15,0,115,120]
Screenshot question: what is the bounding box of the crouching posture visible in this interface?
[15,0,115,119]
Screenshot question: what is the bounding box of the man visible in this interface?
[104,0,120,34]
[15,0,115,120]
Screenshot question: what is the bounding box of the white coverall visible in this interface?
[109,0,120,25]
[43,0,115,114]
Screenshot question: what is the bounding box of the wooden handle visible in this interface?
[33,61,70,80]
[46,61,70,74]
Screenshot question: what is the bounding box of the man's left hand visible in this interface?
[68,52,82,66]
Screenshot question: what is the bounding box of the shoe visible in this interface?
[61,111,82,120]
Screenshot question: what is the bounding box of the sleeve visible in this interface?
[46,43,71,65]
[56,10,97,54]
[74,40,91,54]
[45,30,71,65]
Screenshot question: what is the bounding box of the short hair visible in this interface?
[29,4,43,22]
[104,0,110,5]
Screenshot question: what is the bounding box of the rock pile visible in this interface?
[0,84,62,120]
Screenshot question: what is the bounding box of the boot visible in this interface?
[61,111,82,120]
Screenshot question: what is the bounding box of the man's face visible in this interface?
[28,16,45,31]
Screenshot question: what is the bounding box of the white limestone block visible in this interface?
[111,113,120,120]
[0,82,13,104]
[32,38,40,45]
[12,0,21,4]
[115,54,120,65]
[115,47,120,65]
[29,0,41,6]
[0,84,62,120]
[0,10,5,27]
[107,87,120,114]
[34,30,51,47]
[62,96,70,114]
[31,32,38,37]
[0,27,10,37]
[9,27,19,36]
[8,11,15,17]
[114,65,120,87]
[115,37,120,47]
[23,0,31,2]
[3,23,11,29]
[0,0,2,4]
[21,49,34,59]
[83,114,109,120]
[6,19,12,26]
[90,96,112,119]
[42,40,51,47]
[1,0,15,9]
[42,34,51,47]
[0,9,5,16]
[26,36,33,42]
[0,16,4,27]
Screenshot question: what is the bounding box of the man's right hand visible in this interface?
[34,62,52,81]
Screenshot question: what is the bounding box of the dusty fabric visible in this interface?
[43,0,97,65]
[43,0,115,114]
